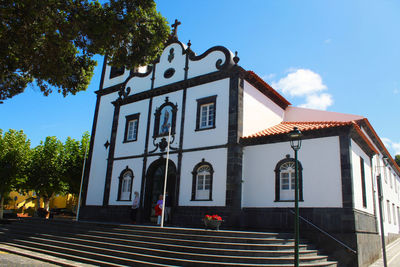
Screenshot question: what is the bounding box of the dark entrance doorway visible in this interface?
[143,158,176,223]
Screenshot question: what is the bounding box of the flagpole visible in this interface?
[161,126,171,228]
[76,139,89,221]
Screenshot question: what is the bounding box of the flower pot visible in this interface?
[203,219,223,230]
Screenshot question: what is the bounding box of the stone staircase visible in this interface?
[0,218,337,266]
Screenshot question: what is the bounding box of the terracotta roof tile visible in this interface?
[242,120,379,156]
[243,121,353,139]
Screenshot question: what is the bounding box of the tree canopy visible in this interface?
[0,129,31,219]
[0,129,31,197]
[0,0,170,102]
[27,136,67,204]
[395,155,400,168]
[62,132,90,195]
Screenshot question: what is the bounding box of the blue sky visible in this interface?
[1,0,400,156]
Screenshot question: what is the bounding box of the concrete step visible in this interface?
[1,231,330,264]
[0,219,337,266]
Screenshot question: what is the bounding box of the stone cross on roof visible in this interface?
[171,19,181,39]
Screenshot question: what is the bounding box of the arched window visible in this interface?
[191,159,214,201]
[118,166,134,201]
[275,155,303,202]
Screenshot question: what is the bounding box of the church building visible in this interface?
[80,24,400,266]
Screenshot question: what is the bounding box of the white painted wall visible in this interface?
[124,72,152,96]
[351,140,374,214]
[108,158,144,206]
[188,50,233,79]
[86,92,118,205]
[242,80,284,137]
[114,99,150,158]
[179,149,227,206]
[243,136,343,208]
[154,43,186,88]
[102,65,130,89]
[183,79,229,149]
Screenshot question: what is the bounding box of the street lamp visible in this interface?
[288,127,302,267]
[376,156,389,267]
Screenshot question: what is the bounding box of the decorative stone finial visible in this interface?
[233,51,240,65]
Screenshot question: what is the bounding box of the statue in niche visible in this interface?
[159,106,172,134]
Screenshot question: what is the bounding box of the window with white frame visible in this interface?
[393,204,396,225]
[191,159,214,201]
[387,200,391,224]
[196,95,217,131]
[118,167,134,201]
[389,168,393,188]
[275,156,303,202]
[124,113,140,142]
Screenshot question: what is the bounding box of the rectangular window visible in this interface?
[360,157,367,208]
[393,204,396,225]
[124,113,140,142]
[387,200,391,224]
[200,103,215,129]
[196,95,217,131]
[390,169,393,188]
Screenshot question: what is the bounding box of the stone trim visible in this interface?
[195,95,217,131]
[123,113,140,143]
[116,166,134,201]
[274,157,304,202]
[102,102,121,206]
[339,135,354,209]
[225,74,244,212]
[113,144,228,161]
[191,159,214,201]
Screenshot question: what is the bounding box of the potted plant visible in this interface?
[203,214,223,230]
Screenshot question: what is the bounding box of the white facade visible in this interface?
[84,38,400,245]
[243,136,343,208]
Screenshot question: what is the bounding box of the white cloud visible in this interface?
[271,68,333,110]
[271,69,327,97]
[324,39,332,44]
[393,89,399,95]
[299,93,333,110]
[382,137,400,155]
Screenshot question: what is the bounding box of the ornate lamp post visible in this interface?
[288,127,303,267]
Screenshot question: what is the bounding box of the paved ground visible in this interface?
[0,250,58,267]
[369,237,400,267]
[0,244,95,267]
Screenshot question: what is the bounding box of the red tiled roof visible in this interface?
[242,121,353,139]
[242,120,379,155]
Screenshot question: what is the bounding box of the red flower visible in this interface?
[204,214,222,221]
[212,215,222,221]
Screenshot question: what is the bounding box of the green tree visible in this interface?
[0,0,169,102]
[27,136,66,211]
[62,132,90,195]
[0,129,31,219]
[395,155,400,168]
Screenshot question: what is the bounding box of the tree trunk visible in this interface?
[44,197,50,212]
[0,195,4,220]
